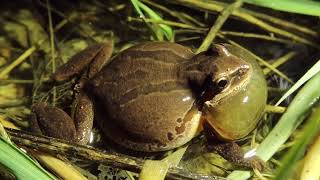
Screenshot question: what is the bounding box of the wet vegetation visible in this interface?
[0,0,320,179]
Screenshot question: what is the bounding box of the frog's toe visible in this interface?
[31,102,77,142]
[248,156,266,172]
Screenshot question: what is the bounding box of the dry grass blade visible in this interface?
[1,1,318,179]
[265,105,286,114]
[167,0,318,48]
[220,31,294,45]
[0,14,71,80]
[6,129,226,180]
[263,52,297,75]
[301,133,320,180]
[141,0,206,27]
[242,9,318,37]
[0,46,36,79]
[127,17,206,31]
[274,107,320,180]
[212,0,318,37]
[46,0,57,106]
[196,0,244,53]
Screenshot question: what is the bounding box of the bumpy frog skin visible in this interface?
[31,42,266,154]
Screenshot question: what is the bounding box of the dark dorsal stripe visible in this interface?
[119,50,191,64]
[119,80,189,105]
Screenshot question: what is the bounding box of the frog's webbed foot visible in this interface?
[207,142,265,171]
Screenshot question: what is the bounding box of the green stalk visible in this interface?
[244,0,320,16]
[197,0,243,53]
[130,0,173,41]
[276,59,320,105]
[274,107,320,180]
[0,124,56,180]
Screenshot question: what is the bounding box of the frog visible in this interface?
[31,41,267,170]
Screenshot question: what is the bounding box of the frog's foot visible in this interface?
[247,156,265,172]
[30,102,77,142]
[207,142,265,171]
[31,92,94,145]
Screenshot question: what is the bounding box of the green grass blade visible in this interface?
[0,123,56,180]
[130,0,145,17]
[228,71,320,180]
[130,0,173,41]
[274,107,320,180]
[196,0,244,53]
[276,59,320,106]
[137,1,173,41]
[244,0,320,16]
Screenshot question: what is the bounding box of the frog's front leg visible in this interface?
[52,42,113,82]
[31,92,94,144]
[208,141,264,171]
[203,123,265,171]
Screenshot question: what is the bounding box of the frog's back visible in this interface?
[91,42,201,152]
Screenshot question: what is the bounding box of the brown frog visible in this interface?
[31,42,267,169]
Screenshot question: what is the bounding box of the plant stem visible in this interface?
[196,0,244,54]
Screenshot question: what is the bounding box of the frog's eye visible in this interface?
[216,77,229,90]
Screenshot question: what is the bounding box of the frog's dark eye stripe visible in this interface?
[204,46,220,57]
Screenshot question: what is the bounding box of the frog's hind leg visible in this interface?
[30,102,78,142]
[31,91,94,145]
[71,91,94,144]
[52,42,113,82]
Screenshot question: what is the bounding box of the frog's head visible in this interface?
[196,44,252,105]
[198,44,266,141]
